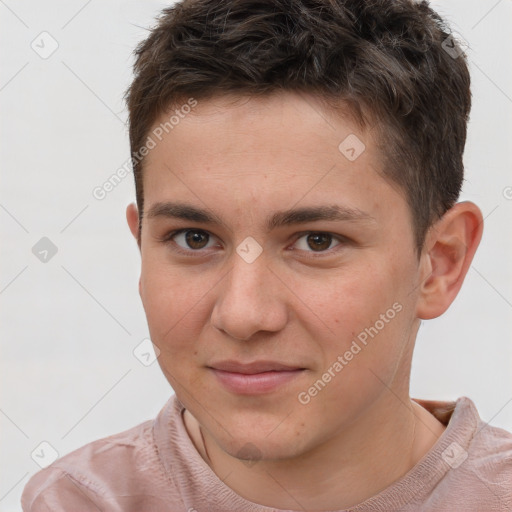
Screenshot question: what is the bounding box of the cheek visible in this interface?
[317,262,410,372]
[139,260,209,349]
[320,262,396,328]
[307,303,411,426]
[141,268,212,395]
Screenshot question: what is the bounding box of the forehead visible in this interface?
[147,92,369,162]
[141,91,407,227]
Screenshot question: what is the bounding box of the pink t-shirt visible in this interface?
[21,395,512,511]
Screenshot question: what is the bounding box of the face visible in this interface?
[133,91,426,461]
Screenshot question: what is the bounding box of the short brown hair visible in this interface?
[124,0,471,253]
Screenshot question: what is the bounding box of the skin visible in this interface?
[126,91,483,510]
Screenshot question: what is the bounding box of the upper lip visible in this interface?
[208,360,305,374]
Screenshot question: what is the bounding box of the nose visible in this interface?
[210,252,288,341]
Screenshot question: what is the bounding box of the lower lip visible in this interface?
[210,368,305,395]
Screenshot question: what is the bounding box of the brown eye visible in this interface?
[293,232,343,254]
[184,230,210,249]
[166,229,215,252]
[306,233,332,251]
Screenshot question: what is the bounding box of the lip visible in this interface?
[208,360,306,395]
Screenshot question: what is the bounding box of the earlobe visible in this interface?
[416,201,483,320]
[126,202,141,248]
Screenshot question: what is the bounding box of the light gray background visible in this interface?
[1,1,511,510]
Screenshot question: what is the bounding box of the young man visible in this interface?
[21,0,512,510]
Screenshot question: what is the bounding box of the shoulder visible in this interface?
[453,396,512,469]
[21,401,184,511]
[453,397,512,507]
[469,417,512,475]
[413,395,512,508]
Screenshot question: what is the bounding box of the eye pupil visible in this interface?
[307,233,331,251]
[185,230,208,249]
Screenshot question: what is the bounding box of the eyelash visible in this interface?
[159,228,348,258]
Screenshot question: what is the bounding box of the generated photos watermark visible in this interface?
[92,97,198,201]
[298,301,403,405]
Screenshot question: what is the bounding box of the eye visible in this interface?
[161,229,347,257]
[164,229,218,253]
[292,232,344,254]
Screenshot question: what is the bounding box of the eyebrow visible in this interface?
[145,202,376,231]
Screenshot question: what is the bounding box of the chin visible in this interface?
[223,433,307,464]
[209,414,312,462]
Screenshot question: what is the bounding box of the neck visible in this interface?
[184,395,446,510]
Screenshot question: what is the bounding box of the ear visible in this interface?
[126,202,141,250]
[126,202,143,296]
[416,201,483,320]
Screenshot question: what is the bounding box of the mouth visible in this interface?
[207,360,306,395]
